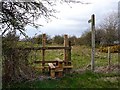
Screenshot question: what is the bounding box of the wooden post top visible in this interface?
[42,33,46,47]
[42,33,46,36]
[64,34,68,37]
[64,34,68,46]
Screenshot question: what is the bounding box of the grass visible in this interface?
[28,45,118,69]
[17,41,118,69]
[5,71,119,88]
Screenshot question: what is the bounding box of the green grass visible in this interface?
[5,71,119,88]
[17,42,118,69]
[27,45,118,72]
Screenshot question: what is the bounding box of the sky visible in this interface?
[19,0,119,38]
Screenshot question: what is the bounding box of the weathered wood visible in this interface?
[48,63,55,78]
[68,41,71,62]
[55,61,63,77]
[48,60,64,78]
[57,61,63,69]
[108,47,111,68]
[48,63,55,69]
[50,69,55,78]
[91,14,95,71]
[42,34,46,72]
[16,47,71,50]
[64,35,69,65]
[14,33,73,76]
[34,60,57,63]
[54,58,63,69]
[55,69,63,77]
[34,60,71,64]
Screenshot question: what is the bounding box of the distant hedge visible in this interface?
[99,45,120,53]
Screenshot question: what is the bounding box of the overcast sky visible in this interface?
[20,0,119,38]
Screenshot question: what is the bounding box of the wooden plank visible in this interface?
[34,60,57,63]
[16,47,71,50]
[34,60,71,64]
[48,63,55,69]
[45,47,71,50]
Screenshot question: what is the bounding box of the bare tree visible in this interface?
[1,0,86,35]
[99,12,118,45]
[78,12,118,46]
[1,0,56,35]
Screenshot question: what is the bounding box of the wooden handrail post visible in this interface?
[68,41,71,64]
[42,33,46,72]
[64,34,68,65]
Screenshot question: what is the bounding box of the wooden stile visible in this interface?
[48,63,55,78]
[16,34,73,78]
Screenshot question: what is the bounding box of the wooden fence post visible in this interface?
[64,35,68,65]
[108,47,111,68]
[42,34,46,72]
[68,41,71,64]
[88,14,95,71]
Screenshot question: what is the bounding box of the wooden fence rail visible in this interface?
[16,47,71,50]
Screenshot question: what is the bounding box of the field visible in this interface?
[29,45,118,69]
[4,45,119,88]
